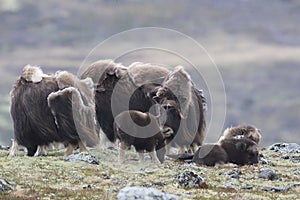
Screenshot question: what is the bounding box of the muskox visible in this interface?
[192,138,259,166]
[80,60,206,153]
[152,66,206,153]
[9,65,98,156]
[218,125,261,144]
[48,71,99,155]
[114,110,173,164]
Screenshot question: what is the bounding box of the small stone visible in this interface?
[117,187,181,200]
[259,157,274,166]
[0,145,10,151]
[224,168,240,179]
[240,185,253,190]
[291,156,300,163]
[289,183,300,188]
[281,155,290,159]
[83,184,92,189]
[0,178,16,192]
[64,152,99,165]
[175,171,207,189]
[261,186,289,192]
[268,143,300,154]
[152,181,165,186]
[258,168,278,181]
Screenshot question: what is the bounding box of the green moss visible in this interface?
[0,149,300,199]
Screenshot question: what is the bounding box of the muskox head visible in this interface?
[151,66,206,152]
[218,125,262,145]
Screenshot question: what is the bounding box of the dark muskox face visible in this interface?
[220,138,259,165]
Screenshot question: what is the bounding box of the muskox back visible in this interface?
[10,75,60,156]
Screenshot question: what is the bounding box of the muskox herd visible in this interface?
[9,60,261,166]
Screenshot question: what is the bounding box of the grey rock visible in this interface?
[291,156,300,163]
[259,157,274,166]
[117,187,181,200]
[289,183,300,188]
[258,168,278,180]
[261,186,289,192]
[224,168,240,179]
[64,152,99,165]
[175,171,207,189]
[240,185,253,190]
[0,178,16,192]
[0,145,10,151]
[268,143,300,154]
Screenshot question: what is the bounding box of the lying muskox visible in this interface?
[80,60,206,153]
[217,125,262,144]
[192,138,259,166]
[114,110,173,164]
[9,65,98,156]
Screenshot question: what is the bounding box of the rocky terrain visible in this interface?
[0,143,299,199]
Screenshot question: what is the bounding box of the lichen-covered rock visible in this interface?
[0,145,9,151]
[268,143,300,154]
[175,171,207,189]
[0,178,16,192]
[64,152,99,165]
[258,168,278,180]
[224,168,241,179]
[261,186,289,192]
[117,187,181,200]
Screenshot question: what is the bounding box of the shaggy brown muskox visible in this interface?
[80,60,206,153]
[218,125,261,144]
[9,65,98,156]
[192,138,259,166]
[114,110,173,164]
[48,71,99,155]
[152,66,206,153]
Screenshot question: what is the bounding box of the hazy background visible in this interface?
[0,0,299,147]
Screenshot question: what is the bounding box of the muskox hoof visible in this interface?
[27,146,38,157]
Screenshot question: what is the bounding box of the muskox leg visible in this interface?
[8,139,19,157]
[78,140,88,153]
[64,143,75,156]
[34,145,48,157]
[27,146,38,157]
[149,151,160,164]
[190,143,199,153]
[118,142,126,164]
[138,152,144,163]
[178,146,186,154]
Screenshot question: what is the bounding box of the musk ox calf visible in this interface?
[80,60,206,153]
[192,138,259,166]
[114,110,173,164]
[218,125,261,144]
[9,65,98,156]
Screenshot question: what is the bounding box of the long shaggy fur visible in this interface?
[49,71,99,148]
[80,61,206,153]
[218,125,261,144]
[10,65,60,156]
[192,138,259,166]
[10,66,98,156]
[153,67,206,152]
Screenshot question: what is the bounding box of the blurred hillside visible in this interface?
[0,0,299,146]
